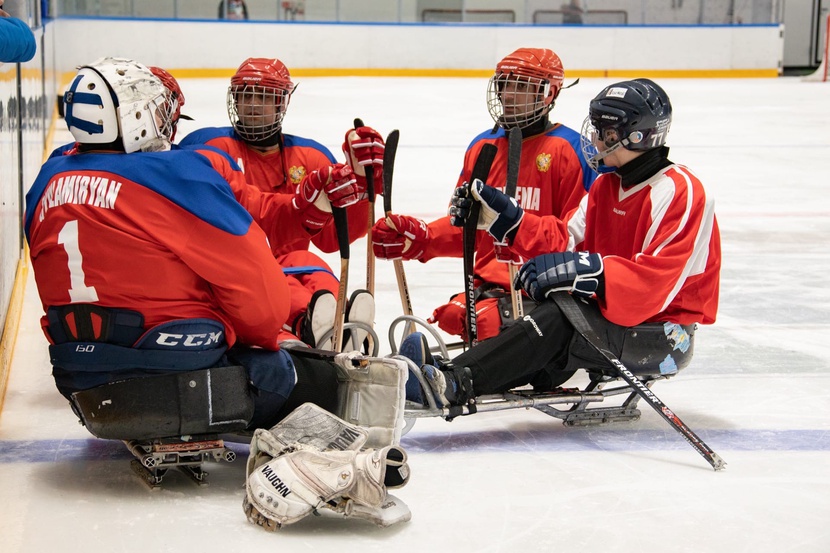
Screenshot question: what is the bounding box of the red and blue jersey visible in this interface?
[423,124,597,290]
[180,127,370,255]
[49,141,311,258]
[25,147,292,350]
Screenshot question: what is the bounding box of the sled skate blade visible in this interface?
[124,437,234,488]
[535,404,642,426]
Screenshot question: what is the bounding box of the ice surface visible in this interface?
[2,76,828,553]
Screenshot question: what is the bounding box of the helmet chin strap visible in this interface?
[589,136,633,173]
[591,138,624,163]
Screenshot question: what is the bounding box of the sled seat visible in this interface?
[69,365,254,488]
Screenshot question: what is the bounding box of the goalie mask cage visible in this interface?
[803,11,829,82]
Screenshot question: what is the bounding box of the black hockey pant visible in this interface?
[451,299,630,396]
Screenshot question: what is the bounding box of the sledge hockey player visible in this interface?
[372,47,597,342]
[25,58,411,529]
[402,78,721,404]
[181,57,382,350]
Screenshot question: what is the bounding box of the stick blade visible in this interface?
[382,129,400,213]
[505,128,522,197]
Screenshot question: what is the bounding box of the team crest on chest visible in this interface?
[536,153,552,173]
[289,166,307,184]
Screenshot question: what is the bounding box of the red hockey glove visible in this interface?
[293,164,360,232]
[493,241,523,265]
[371,214,429,261]
[343,126,384,198]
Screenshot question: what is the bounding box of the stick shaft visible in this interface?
[463,143,498,348]
[551,292,726,471]
[381,130,414,323]
[332,207,350,352]
[504,128,523,319]
[354,118,376,296]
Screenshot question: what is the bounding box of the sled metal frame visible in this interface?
[124,435,238,489]
[389,314,663,427]
[316,321,381,356]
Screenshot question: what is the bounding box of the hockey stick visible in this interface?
[463,143,498,348]
[332,207,350,352]
[381,130,415,334]
[353,118,375,296]
[550,292,727,471]
[503,128,524,319]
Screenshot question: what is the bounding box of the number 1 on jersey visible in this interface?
[57,220,99,303]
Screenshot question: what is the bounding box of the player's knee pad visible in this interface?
[333,351,407,448]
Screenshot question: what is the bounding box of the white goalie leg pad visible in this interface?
[333,351,407,448]
[244,445,411,530]
[246,403,368,477]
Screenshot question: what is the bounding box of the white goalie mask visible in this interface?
[63,57,171,153]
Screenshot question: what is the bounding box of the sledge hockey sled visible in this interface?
[69,365,254,489]
[387,314,684,428]
[315,320,381,356]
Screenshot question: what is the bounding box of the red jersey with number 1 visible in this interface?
[24,148,292,350]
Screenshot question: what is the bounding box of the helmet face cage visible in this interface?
[150,67,185,141]
[155,93,179,143]
[580,116,612,172]
[227,83,293,143]
[487,72,552,130]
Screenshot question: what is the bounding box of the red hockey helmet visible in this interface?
[227,57,296,144]
[487,48,565,130]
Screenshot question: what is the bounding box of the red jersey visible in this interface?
[422,124,596,290]
[25,147,292,350]
[515,164,721,326]
[180,128,370,255]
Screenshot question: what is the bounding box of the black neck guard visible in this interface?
[616,146,672,188]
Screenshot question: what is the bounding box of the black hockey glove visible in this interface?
[515,252,604,302]
[448,179,523,243]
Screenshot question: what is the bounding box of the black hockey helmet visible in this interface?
[587,78,672,152]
